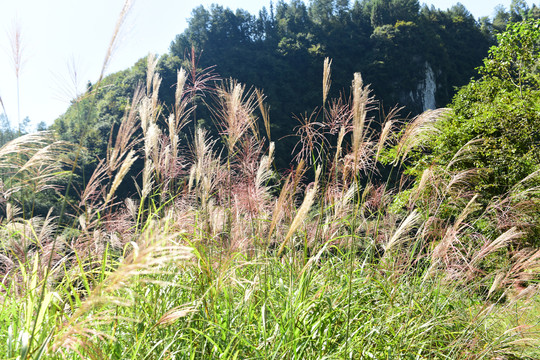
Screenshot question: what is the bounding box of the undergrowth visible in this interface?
[0,5,539,359]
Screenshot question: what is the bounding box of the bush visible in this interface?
[416,19,540,198]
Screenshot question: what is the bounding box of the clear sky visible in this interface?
[0,0,520,129]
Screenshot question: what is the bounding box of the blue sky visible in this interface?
[0,0,519,128]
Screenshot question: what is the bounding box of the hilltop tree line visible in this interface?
[1,8,540,356]
[45,0,539,215]
[54,0,539,160]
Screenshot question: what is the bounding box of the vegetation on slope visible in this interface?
[0,3,539,360]
[404,19,540,251]
[54,0,497,170]
[50,0,540,205]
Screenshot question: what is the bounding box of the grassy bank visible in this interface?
[1,21,539,359]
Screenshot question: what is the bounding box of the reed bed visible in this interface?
[0,7,539,358]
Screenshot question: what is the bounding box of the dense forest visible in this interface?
[1,1,540,358]
[52,0,539,170]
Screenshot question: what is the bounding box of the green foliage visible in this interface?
[0,114,33,147]
[399,20,540,257]
[4,240,535,359]
[171,0,490,113]
[162,0,494,168]
[510,0,530,22]
[418,19,540,197]
[484,18,540,90]
[52,1,506,173]
[2,15,540,358]
[68,253,528,359]
[493,5,511,32]
[52,65,145,161]
[491,1,540,33]
[49,60,147,213]
[0,113,17,147]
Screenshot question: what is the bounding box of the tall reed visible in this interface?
[0,10,539,357]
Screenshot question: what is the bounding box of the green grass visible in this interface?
[1,237,538,359]
[1,17,539,358]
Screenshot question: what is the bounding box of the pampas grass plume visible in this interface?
[277,166,321,256]
[106,150,137,203]
[323,57,332,105]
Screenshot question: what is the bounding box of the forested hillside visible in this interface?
[53,0,540,169]
[170,0,486,115]
[1,1,540,357]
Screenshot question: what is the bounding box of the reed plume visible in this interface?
[53,223,193,357]
[215,81,258,152]
[323,57,332,105]
[105,150,137,203]
[394,108,449,163]
[351,73,370,161]
[277,166,321,256]
[99,0,133,81]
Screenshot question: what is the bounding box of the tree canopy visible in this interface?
[416,19,539,197]
[50,0,530,201]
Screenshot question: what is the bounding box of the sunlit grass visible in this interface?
[0,6,539,359]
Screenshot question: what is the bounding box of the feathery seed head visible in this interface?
[139,97,152,135]
[277,166,321,256]
[335,126,346,165]
[395,108,449,163]
[216,80,258,151]
[376,119,394,163]
[351,73,372,160]
[176,68,188,110]
[142,160,154,200]
[146,53,158,95]
[256,88,270,139]
[145,122,160,161]
[323,57,332,105]
[151,72,162,110]
[384,209,422,255]
[106,150,137,203]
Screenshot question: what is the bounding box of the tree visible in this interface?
[390,0,420,22]
[370,0,391,27]
[510,0,529,22]
[529,4,540,19]
[0,113,15,146]
[36,121,47,131]
[309,0,336,24]
[493,5,510,32]
[448,3,474,22]
[416,19,540,198]
[60,0,495,172]
[182,6,211,48]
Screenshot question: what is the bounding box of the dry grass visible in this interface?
[0,28,538,358]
